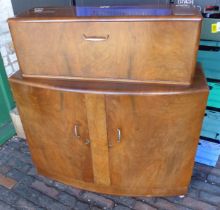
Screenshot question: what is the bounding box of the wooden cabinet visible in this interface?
[8,6,202,85]
[9,66,208,196]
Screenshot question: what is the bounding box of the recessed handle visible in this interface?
[74,124,80,138]
[83,34,109,42]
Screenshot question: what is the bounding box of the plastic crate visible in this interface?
[195,140,220,167]
[207,79,220,109]
[198,40,220,80]
[201,110,220,142]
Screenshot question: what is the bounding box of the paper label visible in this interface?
[34,8,44,13]
[177,0,194,5]
[212,22,220,33]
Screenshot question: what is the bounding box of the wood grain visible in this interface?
[9,67,208,196]
[106,92,207,191]
[8,6,202,85]
[11,85,94,183]
[85,94,111,186]
[9,65,207,95]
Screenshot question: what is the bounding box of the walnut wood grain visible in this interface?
[9,65,207,95]
[13,86,94,183]
[9,67,208,196]
[85,94,111,186]
[106,93,207,191]
[8,6,202,85]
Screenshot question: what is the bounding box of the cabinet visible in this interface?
[9,66,208,196]
[8,6,202,85]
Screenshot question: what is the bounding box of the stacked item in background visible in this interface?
[201,5,220,41]
[196,108,220,166]
[196,9,220,165]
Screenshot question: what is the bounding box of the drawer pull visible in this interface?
[83,34,109,42]
[74,125,80,138]
[117,128,121,143]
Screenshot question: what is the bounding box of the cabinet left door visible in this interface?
[11,82,94,183]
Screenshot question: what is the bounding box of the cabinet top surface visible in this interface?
[8,6,201,22]
[10,65,208,95]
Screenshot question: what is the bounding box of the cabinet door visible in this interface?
[106,94,206,194]
[12,83,94,183]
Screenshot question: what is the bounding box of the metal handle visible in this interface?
[83,34,109,42]
[117,128,121,143]
[108,129,121,148]
[74,125,80,138]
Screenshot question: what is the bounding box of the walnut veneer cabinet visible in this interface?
[8,6,202,85]
[9,66,208,196]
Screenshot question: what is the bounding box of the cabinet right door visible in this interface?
[105,93,207,195]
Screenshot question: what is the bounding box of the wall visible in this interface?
[0,0,18,77]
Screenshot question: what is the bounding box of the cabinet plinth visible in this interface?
[9,66,208,196]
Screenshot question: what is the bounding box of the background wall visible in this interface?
[0,0,18,77]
